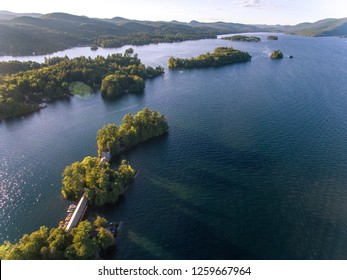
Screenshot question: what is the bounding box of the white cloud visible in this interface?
[232,0,261,7]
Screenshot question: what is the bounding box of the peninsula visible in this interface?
[0,50,164,119]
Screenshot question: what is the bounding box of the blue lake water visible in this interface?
[1,34,347,259]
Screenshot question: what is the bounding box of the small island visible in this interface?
[168,47,251,69]
[267,35,278,40]
[221,35,261,42]
[90,44,99,51]
[270,50,284,59]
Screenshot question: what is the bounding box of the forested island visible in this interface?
[270,50,284,59]
[62,158,135,205]
[0,49,164,119]
[0,216,115,260]
[267,35,278,40]
[97,108,169,157]
[168,47,251,69]
[221,35,261,42]
[62,108,168,206]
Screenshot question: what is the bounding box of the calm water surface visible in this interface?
[1,34,347,259]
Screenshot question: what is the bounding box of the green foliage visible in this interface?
[97,124,120,157]
[270,50,284,59]
[100,74,144,98]
[61,156,135,206]
[221,35,261,42]
[0,51,163,119]
[168,47,251,69]
[0,60,41,75]
[97,33,215,49]
[0,217,115,260]
[97,108,169,156]
[267,35,278,40]
[96,227,116,250]
[93,216,109,228]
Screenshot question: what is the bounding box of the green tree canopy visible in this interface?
[0,216,115,260]
[168,47,251,69]
[62,157,135,206]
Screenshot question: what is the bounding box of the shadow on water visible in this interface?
[98,127,265,259]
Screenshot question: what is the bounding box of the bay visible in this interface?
[1,34,347,259]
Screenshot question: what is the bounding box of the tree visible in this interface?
[97,124,121,157]
[96,227,115,250]
[65,220,97,260]
[93,216,108,228]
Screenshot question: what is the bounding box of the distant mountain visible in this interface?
[0,10,42,20]
[0,12,346,56]
[285,18,347,36]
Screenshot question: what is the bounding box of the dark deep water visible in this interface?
[1,34,347,259]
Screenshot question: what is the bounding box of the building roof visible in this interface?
[65,194,88,232]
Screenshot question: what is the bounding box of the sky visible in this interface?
[0,0,346,25]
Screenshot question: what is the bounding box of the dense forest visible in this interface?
[0,216,115,260]
[97,107,169,157]
[97,32,215,48]
[0,50,164,119]
[168,47,251,69]
[221,35,261,42]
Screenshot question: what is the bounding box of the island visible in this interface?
[168,47,252,69]
[270,50,284,59]
[97,107,169,157]
[0,50,164,119]
[221,35,261,42]
[62,157,135,205]
[0,216,116,260]
[90,44,99,51]
[267,35,278,40]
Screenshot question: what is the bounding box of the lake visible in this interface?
[1,34,347,259]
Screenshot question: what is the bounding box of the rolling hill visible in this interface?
[0,11,346,56]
